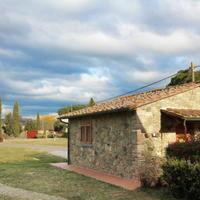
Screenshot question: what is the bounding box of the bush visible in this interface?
[54,120,67,137]
[166,141,200,162]
[163,158,200,199]
[139,140,163,187]
[0,133,3,142]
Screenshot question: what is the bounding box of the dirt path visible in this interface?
[0,143,67,159]
[0,183,67,200]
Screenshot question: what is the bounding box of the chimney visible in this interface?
[191,62,195,82]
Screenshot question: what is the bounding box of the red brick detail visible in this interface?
[51,163,141,191]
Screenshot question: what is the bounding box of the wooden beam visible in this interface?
[191,62,195,82]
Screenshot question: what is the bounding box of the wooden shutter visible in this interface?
[80,120,93,144]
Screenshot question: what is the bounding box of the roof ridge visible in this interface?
[59,82,200,118]
[106,82,200,103]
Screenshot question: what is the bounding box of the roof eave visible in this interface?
[161,109,200,121]
[58,107,135,119]
[161,109,186,120]
[184,117,200,121]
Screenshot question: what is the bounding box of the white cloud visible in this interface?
[2,105,12,117]
[0,69,115,102]
[42,0,93,11]
[0,48,27,59]
[136,55,155,65]
[163,0,200,23]
[125,70,162,83]
[2,0,200,59]
[16,18,200,57]
[1,0,200,116]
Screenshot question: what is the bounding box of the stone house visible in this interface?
[59,82,200,179]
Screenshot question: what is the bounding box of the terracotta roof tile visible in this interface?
[60,82,200,118]
[161,108,200,119]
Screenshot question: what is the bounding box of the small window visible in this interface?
[80,120,93,144]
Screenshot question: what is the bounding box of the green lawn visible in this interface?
[0,147,175,200]
[0,195,15,200]
[0,195,23,200]
[4,138,67,147]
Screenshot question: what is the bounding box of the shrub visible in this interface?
[0,133,3,142]
[54,120,67,137]
[194,131,200,141]
[163,158,200,199]
[139,140,163,187]
[166,141,200,162]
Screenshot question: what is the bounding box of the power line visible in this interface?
[97,65,197,104]
[97,73,177,103]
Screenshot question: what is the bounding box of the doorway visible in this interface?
[175,123,192,142]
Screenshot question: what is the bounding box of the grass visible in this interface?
[0,195,22,200]
[4,138,67,147]
[0,195,26,200]
[0,147,43,163]
[0,146,175,200]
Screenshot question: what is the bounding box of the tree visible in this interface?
[57,105,86,115]
[4,113,13,136]
[54,120,66,133]
[88,98,96,106]
[0,98,2,134]
[12,101,20,137]
[57,98,96,116]
[0,98,3,142]
[40,115,56,130]
[36,113,40,131]
[168,69,200,86]
[24,119,36,131]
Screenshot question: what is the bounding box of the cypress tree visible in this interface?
[88,98,96,106]
[25,119,36,131]
[36,113,40,131]
[0,98,3,142]
[5,113,13,136]
[12,101,20,137]
[0,98,2,134]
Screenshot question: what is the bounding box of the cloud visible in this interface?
[0,67,114,102]
[125,70,161,83]
[0,48,27,59]
[2,104,12,117]
[0,0,200,116]
[41,0,94,12]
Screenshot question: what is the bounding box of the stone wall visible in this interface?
[137,87,200,133]
[136,87,200,156]
[69,87,200,178]
[69,112,140,179]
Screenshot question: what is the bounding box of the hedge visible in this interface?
[166,141,200,162]
[163,158,200,199]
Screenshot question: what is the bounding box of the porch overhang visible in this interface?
[161,108,200,121]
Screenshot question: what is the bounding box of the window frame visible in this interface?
[80,120,93,145]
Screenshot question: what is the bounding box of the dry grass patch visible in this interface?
[4,138,67,147]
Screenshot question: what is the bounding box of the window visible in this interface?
[80,120,93,144]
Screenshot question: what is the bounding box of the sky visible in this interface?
[1,0,200,117]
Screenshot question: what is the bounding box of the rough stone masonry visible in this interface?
[69,86,200,179]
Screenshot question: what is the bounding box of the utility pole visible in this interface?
[191,62,195,82]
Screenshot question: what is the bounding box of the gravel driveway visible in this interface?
[0,143,68,159]
[0,183,67,200]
